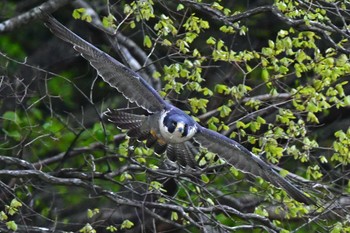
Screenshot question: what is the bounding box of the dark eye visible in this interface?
[172,121,177,127]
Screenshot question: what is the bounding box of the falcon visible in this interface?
[43,15,314,205]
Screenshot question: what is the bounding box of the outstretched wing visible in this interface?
[193,125,314,205]
[43,16,166,113]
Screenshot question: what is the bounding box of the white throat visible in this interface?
[159,110,197,143]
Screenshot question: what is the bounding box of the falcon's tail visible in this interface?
[167,142,198,168]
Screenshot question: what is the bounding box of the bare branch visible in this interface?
[0,225,65,233]
[180,0,240,30]
[32,142,106,169]
[198,93,292,121]
[0,0,70,32]
[0,155,36,169]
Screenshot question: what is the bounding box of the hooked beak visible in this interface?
[176,122,185,133]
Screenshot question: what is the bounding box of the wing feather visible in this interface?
[43,16,166,113]
[193,126,314,205]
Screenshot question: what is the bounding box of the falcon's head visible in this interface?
[159,109,197,143]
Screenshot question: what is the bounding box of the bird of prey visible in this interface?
[43,15,314,205]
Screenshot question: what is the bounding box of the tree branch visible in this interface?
[0,224,65,233]
[0,168,280,231]
[180,1,350,54]
[32,142,105,169]
[180,0,240,30]
[0,0,70,32]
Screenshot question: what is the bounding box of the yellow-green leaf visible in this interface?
[144,35,152,48]
[171,211,179,221]
[121,220,134,229]
[6,221,17,231]
[201,174,210,183]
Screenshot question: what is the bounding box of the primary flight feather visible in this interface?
[43,15,314,205]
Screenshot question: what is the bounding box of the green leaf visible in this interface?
[265,143,284,162]
[212,2,223,10]
[171,211,179,221]
[236,121,248,129]
[219,25,235,34]
[72,8,84,19]
[336,54,348,66]
[79,223,96,233]
[256,116,266,124]
[106,225,118,232]
[134,147,143,156]
[149,181,166,192]
[320,155,328,163]
[2,128,21,141]
[254,206,269,217]
[6,221,17,231]
[218,105,232,118]
[72,8,92,22]
[208,122,217,131]
[149,164,159,170]
[6,199,22,216]
[307,112,319,123]
[261,68,269,81]
[215,84,229,94]
[306,101,319,112]
[87,208,99,218]
[229,167,240,177]
[2,111,21,125]
[102,14,116,29]
[162,39,172,46]
[206,198,215,205]
[43,120,63,134]
[0,211,8,221]
[81,14,92,23]
[123,4,132,14]
[121,220,134,229]
[201,174,210,183]
[120,172,132,182]
[10,199,22,208]
[343,96,350,106]
[199,157,207,166]
[279,169,289,177]
[144,35,152,48]
[206,36,216,45]
[87,209,93,218]
[177,4,184,11]
[136,157,146,164]
[249,121,261,132]
[202,87,213,96]
[188,98,208,113]
[48,76,75,108]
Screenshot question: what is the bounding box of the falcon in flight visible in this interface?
[43,15,314,205]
